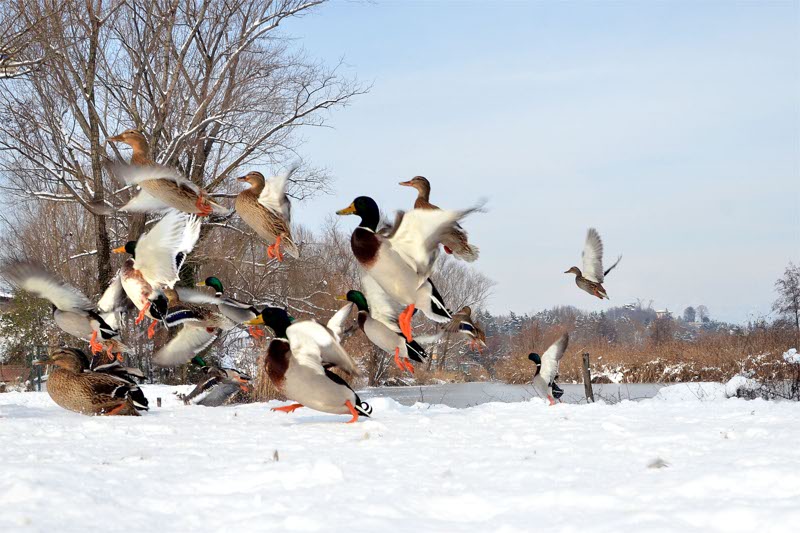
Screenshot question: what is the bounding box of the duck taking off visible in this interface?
[565,228,621,300]
[528,333,569,405]
[245,307,371,423]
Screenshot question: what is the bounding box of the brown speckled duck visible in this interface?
[108,129,229,217]
[235,169,299,261]
[399,176,480,262]
[35,347,148,416]
[565,228,622,300]
[444,306,487,352]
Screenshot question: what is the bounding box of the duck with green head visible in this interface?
[245,306,371,423]
[337,285,427,374]
[336,195,478,342]
[195,276,263,338]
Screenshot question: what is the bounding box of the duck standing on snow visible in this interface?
[113,210,201,337]
[107,129,229,217]
[178,366,252,407]
[337,196,480,342]
[235,169,299,262]
[34,347,148,416]
[565,228,622,300]
[399,176,480,262]
[444,306,487,352]
[2,262,125,357]
[338,280,428,373]
[194,276,263,337]
[245,306,372,423]
[528,333,569,405]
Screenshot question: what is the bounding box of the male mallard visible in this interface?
[337,196,479,342]
[399,176,480,262]
[194,276,263,337]
[235,169,299,261]
[565,228,622,300]
[444,306,486,352]
[338,282,428,374]
[245,307,371,423]
[2,262,125,357]
[179,366,252,406]
[528,333,569,405]
[113,210,201,337]
[152,288,236,367]
[108,129,229,217]
[34,347,148,416]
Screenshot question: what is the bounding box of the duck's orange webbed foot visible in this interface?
[89,331,103,354]
[271,403,303,414]
[344,400,359,424]
[195,195,213,217]
[135,301,150,325]
[402,359,415,374]
[105,403,127,416]
[393,347,403,370]
[248,325,265,339]
[267,236,284,262]
[147,320,158,339]
[398,304,415,342]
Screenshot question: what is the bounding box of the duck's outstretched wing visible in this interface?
[287,320,360,377]
[258,165,296,221]
[581,228,606,283]
[2,261,93,312]
[154,325,218,367]
[539,333,569,385]
[136,211,201,287]
[326,302,357,343]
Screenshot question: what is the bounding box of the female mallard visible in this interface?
[194,276,263,337]
[338,281,428,374]
[34,347,148,416]
[399,176,479,262]
[337,195,478,342]
[528,333,569,405]
[444,306,487,352]
[151,288,236,367]
[565,228,622,299]
[235,169,299,261]
[179,366,252,406]
[113,210,201,337]
[245,307,371,423]
[108,129,229,217]
[2,261,124,357]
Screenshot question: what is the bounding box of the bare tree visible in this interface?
[774,262,800,345]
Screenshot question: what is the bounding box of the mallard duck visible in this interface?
[178,366,252,406]
[34,347,148,416]
[151,288,235,367]
[245,307,371,423]
[108,129,230,217]
[235,169,299,261]
[338,281,428,374]
[528,333,569,405]
[337,196,477,342]
[444,306,486,352]
[565,228,621,299]
[113,210,201,337]
[194,276,263,337]
[399,176,480,262]
[2,261,125,357]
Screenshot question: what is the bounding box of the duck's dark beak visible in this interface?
[33,358,53,366]
[563,270,571,274]
[236,176,248,182]
[112,246,126,254]
[336,203,357,216]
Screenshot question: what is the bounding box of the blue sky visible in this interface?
[282,1,799,323]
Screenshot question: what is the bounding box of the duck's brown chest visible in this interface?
[266,340,291,389]
[351,228,379,267]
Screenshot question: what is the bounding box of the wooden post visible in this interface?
[582,353,595,403]
[156,397,162,408]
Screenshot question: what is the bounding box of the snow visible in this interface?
[783,348,799,364]
[725,375,761,398]
[2,386,800,532]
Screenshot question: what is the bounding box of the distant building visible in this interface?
[656,309,672,319]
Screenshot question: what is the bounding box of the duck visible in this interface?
[107,129,229,217]
[193,276,263,337]
[178,366,252,406]
[338,280,428,374]
[235,169,299,261]
[112,210,201,337]
[34,347,148,416]
[565,228,622,299]
[444,306,487,352]
[151,288,236,367]
[2,261,125,358]
[528,333,569,405]
[399,176,480,262]
[245,306,371,423]
[337,195,479,342]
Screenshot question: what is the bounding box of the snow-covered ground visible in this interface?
[2,385,800,532]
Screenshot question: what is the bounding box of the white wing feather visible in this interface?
[389,208,472,276]
[3,262,92,311]
[581,228,605,283]
[120,189,173,213]
[539,333,569,384]
[257,166,296,221]
[154,326,218,367]
[96,273,125,329]
[326,302,355,343]
[287,320,360,376]
[114,163,201,192]
[361,274,403,332]
[135,211,200,288]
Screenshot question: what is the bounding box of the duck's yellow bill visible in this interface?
[196,281,206,286]
[244,315,265,326]
[112,246,126,254]
[334,295,347,301]
[336,203,356,215]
